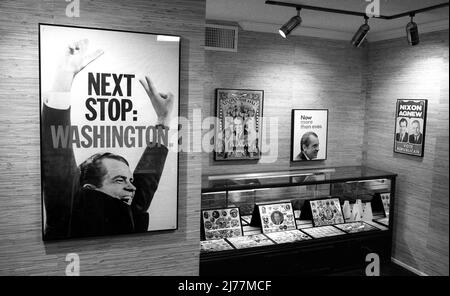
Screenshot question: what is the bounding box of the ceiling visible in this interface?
[206,0,449,41]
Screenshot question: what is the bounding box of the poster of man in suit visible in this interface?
[394,99,427,157]
[39,24,180,240]
[214,89,263,160]
[291,109,328,162]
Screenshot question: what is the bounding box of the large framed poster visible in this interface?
[39,24,180,240]
[291,109,328,162]
[394,99,427,157]
[214,89,263,161]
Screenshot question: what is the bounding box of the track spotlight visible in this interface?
[351,17,370,48]
[279,8,302,38]
[406,14,420,46]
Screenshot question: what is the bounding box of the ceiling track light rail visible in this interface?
[265,1,449,20]
[266,1,449,45]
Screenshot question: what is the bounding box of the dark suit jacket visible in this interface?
[294,151,309,161]
[42,104,168,240]
[409,133,423,144]
[396,132,408,142]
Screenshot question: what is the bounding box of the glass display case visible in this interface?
[200,166,396,275]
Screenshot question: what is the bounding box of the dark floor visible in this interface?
[330,261,418,276]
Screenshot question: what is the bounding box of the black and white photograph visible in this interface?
[291,109,328,162]
[0,0,448,279]
[215,89,263,161]
[394,99,428,157]
[39,24,180,240]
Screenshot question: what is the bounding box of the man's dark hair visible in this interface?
[399,118,408,126]
[300,132,318,152]
[79,153,129,187]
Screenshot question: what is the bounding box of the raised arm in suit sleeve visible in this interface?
[131,137,169,232]
[41,96,78,239]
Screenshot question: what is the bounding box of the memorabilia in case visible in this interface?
[266,230,311,244]
[361,202,373,221]
[380,193,390,217]
[215,89,264,161]
[200,239,234,253]
[342,200,352,220]
[39,24,180,240]
[394,99,427,157]
[309,198,345,226]
[291,109,328,161]
[302,226,345,238]
[202,208,243,240]
[334,221,378,234]
[347,199,363,222]
[227,234,274,249]
[258,202,297,234]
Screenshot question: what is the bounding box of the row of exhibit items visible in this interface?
[200,193,391,252]
[214,88,428,160]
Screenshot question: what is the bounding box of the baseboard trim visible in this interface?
[391,257,428,276]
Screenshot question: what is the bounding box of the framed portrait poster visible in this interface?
[214,89,264,161]
[202,207,243,240]
[39,24,180,240]
[394,99,427,157]
[291,109,328,162]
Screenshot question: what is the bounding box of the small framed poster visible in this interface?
[291,109,328,162]
[309,198,345,227]
[214,89,264,161]
[394,99,427,157]
[202,207,243,240]
[257,202,297,234]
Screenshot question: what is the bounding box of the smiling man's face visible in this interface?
[96,158,136,205]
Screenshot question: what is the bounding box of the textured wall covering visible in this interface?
[0,0,205,275]
[365,30,449,276]
[203,29,368,176]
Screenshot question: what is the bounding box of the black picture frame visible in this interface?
[291,109,329,162]
[393,99,428,157]
[214,88,264,161]
[39,23,181,241]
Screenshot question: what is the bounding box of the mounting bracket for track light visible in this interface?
[265,1,449,20]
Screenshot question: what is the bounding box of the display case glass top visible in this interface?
[202,166,397,193]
